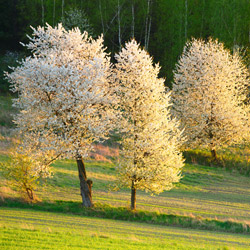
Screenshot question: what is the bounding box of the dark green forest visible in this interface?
[1,0,250,92]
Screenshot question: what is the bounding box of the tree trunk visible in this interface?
[233,0,237,47]
[41,0,45,26]
[184,0,188,40]
[26,187,33,201]
[211,149,217,161]
[131,0,135,38]
[117,0,121,49]
[131,180,136,210]
[209,101,217,162]
[61,0,64,24]
[76,157,93,207]
[145,0,151,50]
[53,0,56,26]
[99,0,105,36]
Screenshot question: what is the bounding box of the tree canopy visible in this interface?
[172,38,249,159]
[6,23,118,206]
[115,40,184,210]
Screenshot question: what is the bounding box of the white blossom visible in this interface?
[115,40,184,195]
[6,23,118,167]
[172,38,249,153]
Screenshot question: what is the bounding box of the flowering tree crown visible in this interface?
[6,24,117,163]
[115,40,184,194]
[172,38,249,150]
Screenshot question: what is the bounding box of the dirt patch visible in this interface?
[89,144,119,162]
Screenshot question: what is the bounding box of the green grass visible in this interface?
[1,159,250,249]
[31,160,250,224]
[1,199,250,234]
[1,207,250,250]
[1,95,250,248]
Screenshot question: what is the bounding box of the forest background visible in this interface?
[1,0,250,93]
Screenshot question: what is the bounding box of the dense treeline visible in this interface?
[1,0,250,90]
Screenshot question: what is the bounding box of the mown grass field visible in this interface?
[1,95,250,249]
[1,207,250,250]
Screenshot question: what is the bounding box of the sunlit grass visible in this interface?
[31,159,250,223]
[2,151,250,224]
[184,145,250,175]
[1,208,250,250]
[1,199,250,234]
[1,94,250,249]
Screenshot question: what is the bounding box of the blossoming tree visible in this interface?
[0,143,52,202]
[172,38,249,160]
[6,24,117,207]
[115,40,184,210]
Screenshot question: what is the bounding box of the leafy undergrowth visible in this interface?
[184,146,250,175]
[1,198,250,235]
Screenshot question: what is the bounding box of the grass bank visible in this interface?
[1,198,250,235]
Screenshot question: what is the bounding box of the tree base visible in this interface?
[76,158,93,207]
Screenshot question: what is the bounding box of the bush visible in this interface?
[0,147,50,202]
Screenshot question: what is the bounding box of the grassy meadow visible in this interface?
[38,160,250,223]
[0,95,250,249]
[1,207,250,250]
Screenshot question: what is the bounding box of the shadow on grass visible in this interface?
[1,197,249,235]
